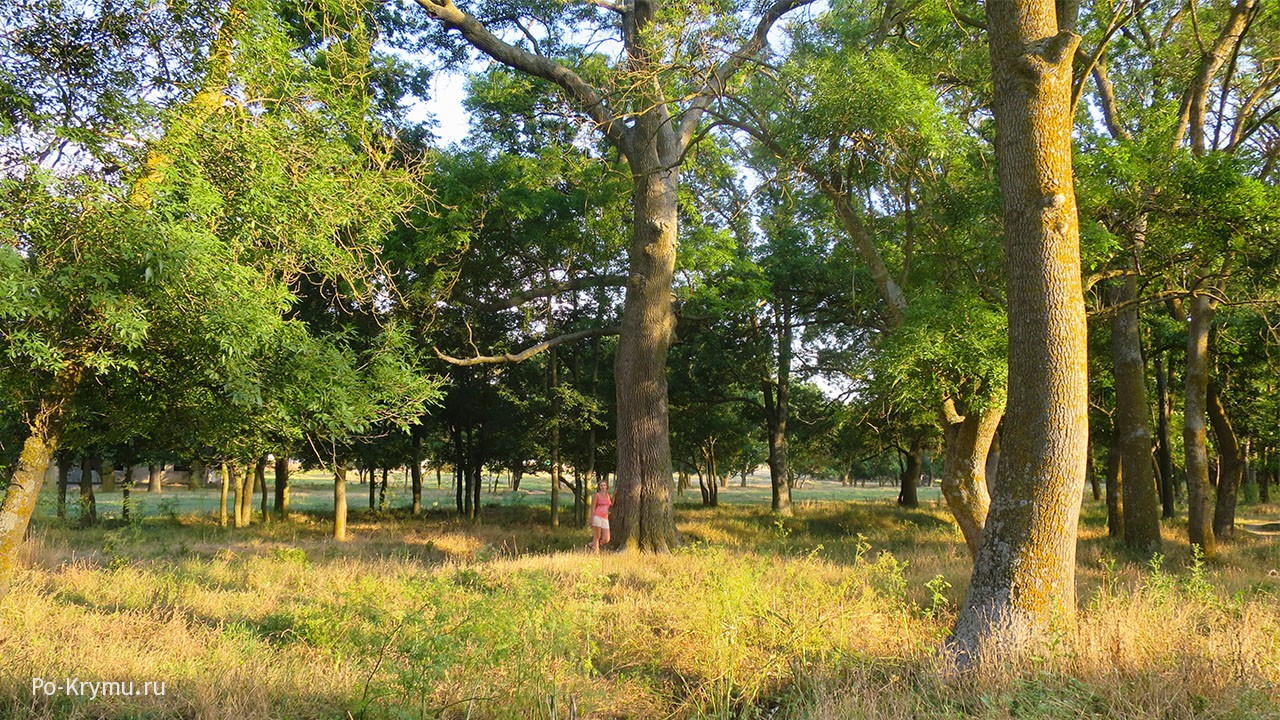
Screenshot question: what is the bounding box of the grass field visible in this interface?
[3,472,1278,719]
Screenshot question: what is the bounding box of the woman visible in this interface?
[589,478,612,552]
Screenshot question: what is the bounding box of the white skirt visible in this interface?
[591,516,609,530]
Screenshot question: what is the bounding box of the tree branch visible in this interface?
[434,326,621,366]
[453,276,627,312]
[411,0,627,152]
[676,0,818,151]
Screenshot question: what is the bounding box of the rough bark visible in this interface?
[940,401,1001,559]
[950,0,1089,664]
[274,455,290,518]
[334,463,348,541]
[1109,277,1162,555]
[1183,291,1218,557]
[1207,382,1243,540]
[148,464,163,493]
[612,161,680,551]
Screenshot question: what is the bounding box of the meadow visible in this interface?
[2,473,1278,719]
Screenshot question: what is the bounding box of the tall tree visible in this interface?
[949,0,1089,663]
[408,0,816,550]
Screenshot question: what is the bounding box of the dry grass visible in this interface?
[0,500,1277,719]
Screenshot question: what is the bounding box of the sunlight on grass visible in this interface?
[1,495,1277,719]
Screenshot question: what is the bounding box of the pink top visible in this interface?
[592,491,612,519]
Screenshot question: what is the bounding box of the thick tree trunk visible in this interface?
[940,402,1001,558]
[1207,383,1243,540]
[1183,292,1218,557]
[189,460,204,491]
[0,397,67,596]
[898,437,921,509]
[951,2,1088,663]
[219,462,231,528]
[410,430,423,515]
[78,456,97,526]
[274,455,290,519]
[1109,277,1162,555]
[334,463,348,541]
[612,162,680,552]
[148,464,163,493]
[1155,354,1176,518]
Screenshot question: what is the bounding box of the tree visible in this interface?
[407,0,817,551]
[0,0,430,587]
[948,0,1089,664]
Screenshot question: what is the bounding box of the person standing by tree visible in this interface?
[589,479,612,552]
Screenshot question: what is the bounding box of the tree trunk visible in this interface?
[1109,276,1162,555]
[1207,382,1243,540]
[940,402,1001,559]
[1183,291,1218,557]
[1105,430,1123,538]
[148,464,163,493]
[1087,438,1100,501]
[257,455,269,523]
[0,396,67,596]
[56,457,69,520]
[1155,354,1176,518]
[379,467,389,512]
[898,437,921,509]
[121,469,134,522]
[274,454,290,519]
[78,455,97,526]
[410,430,423,515]
[612,158,680,552]
[236,463,253,528]
[764,302,794,516]
[189,460,204,491]
[100,459,115,493]
[951,1,1088,664]
[368,466,377,510]
[334,463,348,541]
[219,462,231,528]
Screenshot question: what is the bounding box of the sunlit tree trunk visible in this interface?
[148,464,163,493]
[334,463,348,541]
[950,0,1088,663]
[0,390,71,596]
[1184,291,1218,557]
[940,401,1001,559]
[219,462,231,528]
